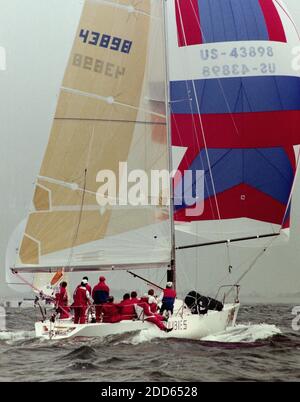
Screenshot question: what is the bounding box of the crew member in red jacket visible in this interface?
[138,295,172,332]
[159,282,177,316]
[101,296,121,323]
[130,291,140,304]
[92,276,110,322]
[55,281,70,319]
[73,281,93,324]
[118,293,136,320]
[74,277,92,296]
[147,289,158,313]
[82,276,92,295]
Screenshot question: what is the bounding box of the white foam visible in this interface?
[116,323,282,345]
[202,323,281,343]
[121,327,165,345]
[0,330,35,342]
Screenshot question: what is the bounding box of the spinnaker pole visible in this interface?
[127,271,164,291]
[176,232,280,250]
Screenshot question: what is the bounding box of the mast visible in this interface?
[163,0,176,290]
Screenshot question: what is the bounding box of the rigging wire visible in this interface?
[226,242,232,274]
[205,234,278,299]
[66,168,88,269]
[175,1,223,223]
[281,146,300,228]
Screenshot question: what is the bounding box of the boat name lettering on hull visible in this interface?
[79,29,132,54]
[72,53,125,79]
[169,319,188,331]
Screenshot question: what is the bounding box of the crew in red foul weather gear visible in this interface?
[147,289,158,313]
[159,282,176,315]
[101,296,121,323]
[74,277,92,296]
[138,295,172,332]
[82,276,92,295]
[73,282,93,324]
[130,291,140,305]
[118,293,136,320]
[55,281,70,319]
[92,276,110,322]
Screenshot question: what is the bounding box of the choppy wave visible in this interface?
[125,327,165,345]
[65,361,100,371]
[1,305,299,381]
[60,345,97,360]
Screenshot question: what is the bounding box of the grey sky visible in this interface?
[0,0,299,300]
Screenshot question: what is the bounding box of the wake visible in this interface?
[119,323,282,345]
[201,323,282,343]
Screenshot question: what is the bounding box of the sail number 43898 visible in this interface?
[79,29,133,54]
[202,63,276,77]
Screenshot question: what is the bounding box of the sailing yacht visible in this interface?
[8,0,300,340]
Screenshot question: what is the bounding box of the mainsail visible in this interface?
[169,0,300,243]
[14,0,172,273]
[13,0,300,275]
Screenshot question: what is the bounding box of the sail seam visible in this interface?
[54,117,166,125]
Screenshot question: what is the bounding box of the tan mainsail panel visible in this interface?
[18,0,170,267]
[20,235,40,265]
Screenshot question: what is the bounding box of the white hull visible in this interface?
[35,302,240,341]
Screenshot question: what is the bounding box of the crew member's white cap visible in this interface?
[166,281,173,288]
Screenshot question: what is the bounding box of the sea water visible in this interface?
[0,304,299,382]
